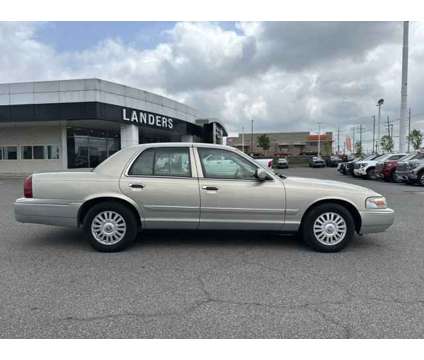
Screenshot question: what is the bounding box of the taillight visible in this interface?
[24,175,33,198]
[268,160,272,168]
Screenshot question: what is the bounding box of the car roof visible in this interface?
[127,142,235,150]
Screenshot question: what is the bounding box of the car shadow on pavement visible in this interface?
[25,226,384,253]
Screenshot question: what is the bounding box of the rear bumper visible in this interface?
[360,208,395,234]
[14,198,80,227]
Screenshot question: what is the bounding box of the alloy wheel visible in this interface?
[91,211,127,245]
[313,212,347,245]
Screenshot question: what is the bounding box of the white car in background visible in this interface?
[253,157,274,169]
[353,153,407,179]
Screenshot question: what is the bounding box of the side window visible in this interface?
[128,149,154,176]
[129,147,191,177]
[389,155,404,161]
[198,148,257,180]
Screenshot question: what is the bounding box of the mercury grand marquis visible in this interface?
[14,143,394,252]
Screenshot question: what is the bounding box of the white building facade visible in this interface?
[0,79,227,174]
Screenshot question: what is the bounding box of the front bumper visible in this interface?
[395,170,409,182]
[14,198,80,227]
[353,167,367,176]
[360,208,395,234]
[408,171,418,181]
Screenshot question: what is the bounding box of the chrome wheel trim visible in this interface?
[313,212,347,246]
[91,211,127,245]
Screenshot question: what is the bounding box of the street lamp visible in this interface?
[376,98,384,153]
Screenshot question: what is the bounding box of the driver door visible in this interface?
[195,147,286,230]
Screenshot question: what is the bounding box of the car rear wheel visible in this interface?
[83,201,138,252]
[301,203,355,252]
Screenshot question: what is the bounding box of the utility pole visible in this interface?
[387,116,391,137]
[337,127,340,154]
[359,124,363,151]
[408,108,411,152]
[317,122,321,156]
[241,126,245,153]
[372,115,376,154]
[250,119,254,155]
[377,99,384,153]
[399,21,409,153]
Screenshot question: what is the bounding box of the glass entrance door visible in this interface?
[67,128,120,168]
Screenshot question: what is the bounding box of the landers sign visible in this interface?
[122,108,174,129]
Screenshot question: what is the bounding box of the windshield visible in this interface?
[372,154,389,161]
[399,153,416,161]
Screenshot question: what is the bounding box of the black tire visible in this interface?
[366,167,377,180]
[83,201,138,252]
[301,203,355,252]
[417,171,424,186]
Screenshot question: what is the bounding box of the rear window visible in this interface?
[129,147,191,177]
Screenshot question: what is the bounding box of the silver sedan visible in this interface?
[14,143,394,252]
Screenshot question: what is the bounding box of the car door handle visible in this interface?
[202,186,218,191]
[129,183,144,189]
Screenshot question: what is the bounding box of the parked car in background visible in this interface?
[309,156,326,168]
[395,151,424,184]
[325,155,342,167]
[338,156,361,175]
[353,153,407,180]
[14,142,394,253]
[253,157,274,169]
[276,157,289,169]
[375,153,415,182]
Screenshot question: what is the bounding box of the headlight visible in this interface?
[361,163,368,167]
[366,196,387,209]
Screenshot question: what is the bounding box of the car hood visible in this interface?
[284,176,378,195]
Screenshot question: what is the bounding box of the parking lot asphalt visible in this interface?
[1,168,424,338]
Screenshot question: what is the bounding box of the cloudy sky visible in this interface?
[1,21,424,150]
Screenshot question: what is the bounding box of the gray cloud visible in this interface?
[0,21,423,152]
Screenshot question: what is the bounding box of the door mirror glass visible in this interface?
[255,168,267,181]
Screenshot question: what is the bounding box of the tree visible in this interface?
[322,141,332,156]
[380,135,394,153]
[257,134,270,151]
[408,129,423,150]
[354,141,363,157]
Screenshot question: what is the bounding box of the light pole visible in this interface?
[399,21,409,153]
[241,126,245,153]
[317,122,321,156]
[377,98,384,153]
[250,119,254,155]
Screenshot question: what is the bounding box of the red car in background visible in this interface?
[375,153,414,182]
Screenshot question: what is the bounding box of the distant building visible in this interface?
[226,131,333,157]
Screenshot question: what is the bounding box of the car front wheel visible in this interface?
[366,167,377,180]
[301,203,355,252]
[83,201,138,252]
[417,171,424,186]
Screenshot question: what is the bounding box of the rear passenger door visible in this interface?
[120,146,200,229]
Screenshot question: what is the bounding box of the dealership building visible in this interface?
[0,79,227,174]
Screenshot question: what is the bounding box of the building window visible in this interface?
[67,128,121,169]
[19,145,60,160]
[47,145,60,159]
[33,146,45,159]
[22,146,33,159]
[5,146,18,160]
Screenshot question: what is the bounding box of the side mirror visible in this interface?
[255,168,268,181]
